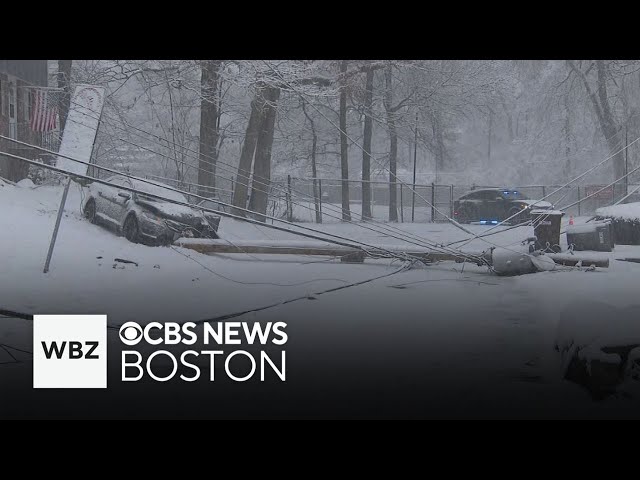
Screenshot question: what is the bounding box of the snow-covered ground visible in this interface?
[2,179,640,417]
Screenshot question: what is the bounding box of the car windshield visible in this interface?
[500,190,528,200]
[131,180,188,203]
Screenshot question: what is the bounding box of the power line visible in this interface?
[1,142,484,265]
[57,104,482,260]
[78,100,466,252]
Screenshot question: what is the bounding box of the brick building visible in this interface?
[0,60,58,182]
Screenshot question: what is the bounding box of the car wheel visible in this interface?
[123,214,140,243]
[457,205,475,224]
[84,199,97,224]
[508,207,529,225]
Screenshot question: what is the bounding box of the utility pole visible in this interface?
[412,112,418,222]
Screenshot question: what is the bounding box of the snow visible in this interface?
[531,209,563,216]
[128,178,188,204]
[16,178,34,188]
[566,221,610,235]
[522,200,554,209]
[2,181,640,414]
[596,202,640,222]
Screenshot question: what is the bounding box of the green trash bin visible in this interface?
[531,209,564,252]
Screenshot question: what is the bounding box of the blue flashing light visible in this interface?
[491,220,499,224]
[480,220,488,224]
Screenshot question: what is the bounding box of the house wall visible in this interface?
[0,61,49,181]
[0,60,47,87]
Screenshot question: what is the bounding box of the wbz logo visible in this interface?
[33,315,107,388]
[41,340,100,360]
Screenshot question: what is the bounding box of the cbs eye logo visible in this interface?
[119,322,143,346]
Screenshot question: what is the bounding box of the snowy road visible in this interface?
[2,179,640,417]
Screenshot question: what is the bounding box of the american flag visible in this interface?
[30,90,58,132]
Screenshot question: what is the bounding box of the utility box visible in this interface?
[566,220,613,252]
[531,209,564,252]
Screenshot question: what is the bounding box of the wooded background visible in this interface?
[52,60,640,222]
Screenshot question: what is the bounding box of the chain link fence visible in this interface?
[138,174,640,224]
[270,178,640,224]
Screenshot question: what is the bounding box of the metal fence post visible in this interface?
[286,175,293,222]
[577,186,581,216]
[450,185,454,219]
[230,175,235,201]
[431,182,436,222]
[318,179,323,222]
[400,184,404,222]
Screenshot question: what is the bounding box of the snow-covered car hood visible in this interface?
[518,199,553,208]
[136,199,211,224]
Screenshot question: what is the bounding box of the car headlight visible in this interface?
[141,211,161,222]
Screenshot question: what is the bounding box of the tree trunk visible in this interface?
[339,60,351,221]
[562,94,572,180]
[362,68,374,221]
[595,61,624,182]
[301,100,322,223]
[384,65,398,222]
[248,86,280,222]
[432,112,445,182]
[231,87,267,216]
[198,60,221,197]
[57,60,72,132]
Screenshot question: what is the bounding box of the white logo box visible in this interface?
[33,315,107,388]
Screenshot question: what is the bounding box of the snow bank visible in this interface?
[16,178,35,188]
[596,202,640,222]
[554,301,640,358]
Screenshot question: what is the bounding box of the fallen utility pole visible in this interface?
[174,239,610,270]
[175,239,480,264]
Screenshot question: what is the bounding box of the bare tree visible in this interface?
[339,60,351,221]
[301,99,322,223]
[57,60,73,131]
[249,86,280,222]
[383,64,398,222]
[231,85,267,216]
[362,68,375,220]
[198,60,222,197]
[567,60,625,181]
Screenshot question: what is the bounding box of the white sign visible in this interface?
[33,314,107,388]
[55,84,105,177]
